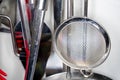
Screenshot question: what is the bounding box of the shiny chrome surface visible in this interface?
[29,0,35,5]
[54,0,63,27]
[27,0,48,79]
[18,0,31,46]
[54,17,111,69]
[29,0,35,8]
[84,0,88,17]
[36,0,48,10]
[34,24,52,80]
[43,72,112,80]
[65,0,74,77]
[67,0,73,18]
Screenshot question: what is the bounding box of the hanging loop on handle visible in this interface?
[0,15,18,56]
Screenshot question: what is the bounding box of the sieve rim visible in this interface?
[54,17,111,69]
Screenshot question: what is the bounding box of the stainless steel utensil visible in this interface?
[17,0,31,47]
[34,24,52,80]
[54,0,63,28]
[54,0,111,79]
[66,0,74,78]
[27,0,48,80]
[17,0,32,79]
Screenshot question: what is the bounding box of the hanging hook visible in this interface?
[0,15,18,56]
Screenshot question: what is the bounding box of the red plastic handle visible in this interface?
[0,69,7,80]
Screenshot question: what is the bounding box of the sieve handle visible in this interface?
[82,0,88,65]
[67,0,74,18]
[84,0,88,17]
[66,0,74,78]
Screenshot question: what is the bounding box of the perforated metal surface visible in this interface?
[54,17,111,69]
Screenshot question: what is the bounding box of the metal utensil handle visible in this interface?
[84,0,88,17]
[27,0,48,80]
[29,0,35,9]
[81,0,88,64]
[18,0,32,80]
[18,0,31,47]
[66,0,74,78]
[67,0,74,18]
[0,15,18,56]
[54,0,63,27]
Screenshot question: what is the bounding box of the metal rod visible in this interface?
[66,0,74,78]
[82,0,88,65]
[0,15,18,56]
[29,0,35,15]
[27,0,48,80]
[84,0,88,17]
[67,0,73,18]
[18,1,32,80]
[54,0,63,28]
[60,0,66,24]
[29,0,35,7]
[18,0,31,48]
